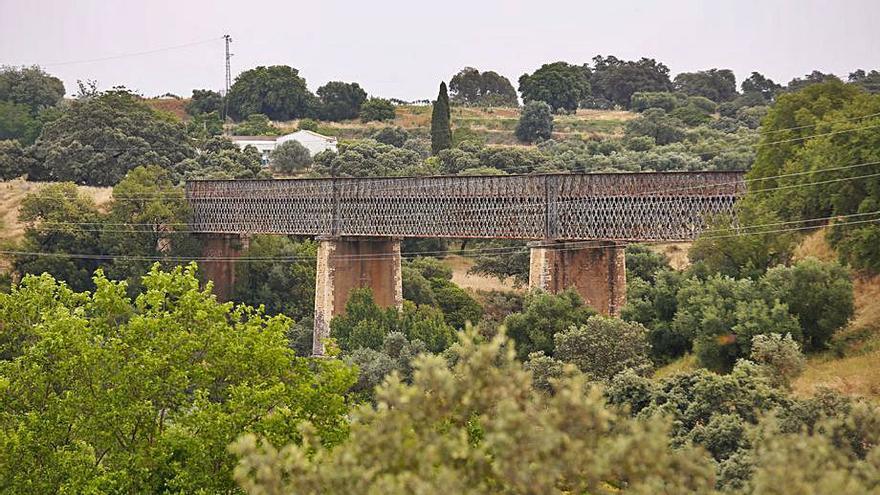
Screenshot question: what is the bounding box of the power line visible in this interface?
[38,37,224,67]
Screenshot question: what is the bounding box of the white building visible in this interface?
[229,130,338,166]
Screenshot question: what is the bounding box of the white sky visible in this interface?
[1,0,879,100]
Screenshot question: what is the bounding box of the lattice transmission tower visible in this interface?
[222,34,233,122]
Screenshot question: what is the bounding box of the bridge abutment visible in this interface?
[313,236,403,356]
[528,240,626,316]
[200,233,248,301]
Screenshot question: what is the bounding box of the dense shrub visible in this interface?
[750,333,806,388]
[554,316,652,381]
[515,101,554,143]
[270,139,312,174]
[360,97,396,122]
[502,289,596,360]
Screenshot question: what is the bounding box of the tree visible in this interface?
[849,69,880,94]
[231,329,716,494]
[630,91,682,113]
[786,70,841,92]
[673,69,738,102]
[589,55,673,108]
[741,71,781,101]
[621,269,688,364]
[226,65,317,121]
[359,97,396,122]
[449,67,518,107]
[518,62,590,112]
[270,140,312,174]
[502,289,596,360]
[312,139,423,177]
[0,139,34,179]
[12,183,106,291]
[0,65,65,112]
[26,89,194,186]
[431,82,453,154]
[0,100,41,144]
[185,89,223,116]
[761,258,854,352]
[673,274,801,372]
[0,264,355,493]
[233,236,317,321]
[178,136,268,180]
[623,108,686,145]
[232,113,279,135]
[515,101,554,143]
[372,126,409,147]
[316,81,367,121]
[750,333,806,389]
[554,316,652,381]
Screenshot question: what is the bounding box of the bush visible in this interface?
[630,91,681,112]
[750,333,806,389]
[360,97,396,122]
[761,258,854,352]
[372,126,409,147]
[232,113,279,135]
[624,108,686,145]
[297,118,319,131]
[270,140,312,174]
[515,101,554,143]
[502,289,596,360]
[625,244,670,282]
[674,275,801,372]
[554,316,652,381]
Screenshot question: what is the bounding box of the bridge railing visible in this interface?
[185,171,745,241]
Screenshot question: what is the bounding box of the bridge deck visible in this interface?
[185,171,746,241]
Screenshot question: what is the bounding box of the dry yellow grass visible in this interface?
[793,227,837,263]
[653,354,698,379]
[649,242,691,271]
[0,179,113,244]
[442,254,523,293]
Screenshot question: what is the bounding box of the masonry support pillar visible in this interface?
[313,236,403,356]
[200,233,248,302]
[528,240,626,316]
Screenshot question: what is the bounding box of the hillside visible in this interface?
[0,179,113,245]
[145,97,636,146]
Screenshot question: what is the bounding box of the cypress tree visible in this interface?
[431,82,453,155]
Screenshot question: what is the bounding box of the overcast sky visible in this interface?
[2,0,879,100]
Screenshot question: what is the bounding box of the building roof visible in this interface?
[229,135,277,142]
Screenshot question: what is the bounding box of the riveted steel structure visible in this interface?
[186,171,746,355]
[185,171,745,241]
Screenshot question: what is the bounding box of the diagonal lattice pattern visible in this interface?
[185,171,745,241]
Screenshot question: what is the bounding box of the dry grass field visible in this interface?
[0,179,113,245]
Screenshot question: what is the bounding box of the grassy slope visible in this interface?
[0,179,113,245]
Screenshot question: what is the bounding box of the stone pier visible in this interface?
[200,234,248,301]
[528,240,626,316]
[313,236,403,356]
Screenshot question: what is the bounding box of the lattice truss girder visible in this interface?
[185,172,745,241]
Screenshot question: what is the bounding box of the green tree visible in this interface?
[741,71,781,101]
[0,65,65,112]
[27,89,194,186]
[673,274,801,372]
[233,236,317,321]
[231,329,716,494]
[226,65,317,121]
[0,100,41,144]
[449,67,518,107]
[630,91,682,112]
[178,136,269,180]
[673,69,738,102]
[786,70,840,92]
[750,333,806,389]
[623,108,686,145]
[270,139,312,174]
[359,97,396,122]
[232,113,280,135]
[371,126,409,147]
[12,183,106,291]
[316,81,368,121]
[0,139,34,179]
[0,264,355,493]
[849,69,880,94]
[589,55,673,108]
[761,258,854,352]
[621,269,688,364]
[515,100,554,143]
[554,316,652,381]
[313,139,424,177]
[430,82,453,154]
[518,62,590,112]
[502,289,596,360]
[185,89,223,116]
